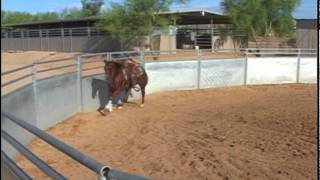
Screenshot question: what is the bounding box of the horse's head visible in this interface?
[104,60,124,88]
[104,60,115,74]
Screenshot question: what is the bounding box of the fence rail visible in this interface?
[1,130,67,180]
[1,151,33,180]
[1,111,151,180]
[1,64,33,76]
[1,27,121,52]
[2,27,109,38]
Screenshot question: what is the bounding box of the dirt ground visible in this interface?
[1,51,79,71]
[1,51,79,94]
[15,84,317,180]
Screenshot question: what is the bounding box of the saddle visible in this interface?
[121,59,144,87]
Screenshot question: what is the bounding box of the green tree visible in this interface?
[97,0,187,50]
[60,7,86,19]
[221,0,300,38]
[2,11,34,24]
[33,12,60,21]
[81,0,104,16]
[1,10,6,24]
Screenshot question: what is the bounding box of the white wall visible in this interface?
[247,57,317,85]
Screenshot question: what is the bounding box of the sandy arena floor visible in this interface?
[15,84,317,180]
[1,51,79,71]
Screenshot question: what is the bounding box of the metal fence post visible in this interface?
[76,56,83,112]
[10,32,13,50]
[296,48,301,83]
[196,49,201,89]
[40,29,43,51]
[61,28,65,51]
[32,64,40,124]
[27,31,30,50]
[20,31,24,50]
[211,27,214,52]
[140,51,145,68]
[87,27,91,53]
[5,32,8,50]
[243,49,248,85]
[97,175,107,180]
[70,29,73,52]
[47,29,49,51]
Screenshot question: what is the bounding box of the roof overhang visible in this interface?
[1,16,99,28]
[2,9,230,29]
[158,9,230,25]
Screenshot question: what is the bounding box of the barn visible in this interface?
[1,9,246,53]
[295,19,317,49]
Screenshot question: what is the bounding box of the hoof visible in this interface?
[118,106,123,109]
[98,110,106,116]
[140,104,144,107]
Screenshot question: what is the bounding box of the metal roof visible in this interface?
[295,18,317,21]
[159,9,229,25]
[1,16,99,27]
[159,9,224,16]
[1,9,230,29]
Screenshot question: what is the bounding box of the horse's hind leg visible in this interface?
[123,90,130,103]
[140,87,145,107]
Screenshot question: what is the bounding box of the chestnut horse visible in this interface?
[104,59,148,107]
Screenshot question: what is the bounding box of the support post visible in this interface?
[140,51,145,68]
[76,56,83,112]
[169,35,172,55]
[196,49,201,89]
[32,64,39,124]
[10,32,13,50]
[61,28,65,51]
[87,27,91,53]
[244,49,248,85]
[210,19,214,52]
[47,30,49,51]
[20,31,24,50]
[97,175,107,180]
[27,31,30,50]
[70,29,73,52]
[296,49,301,83]
[5,32,8,50]
[40,29,43,51]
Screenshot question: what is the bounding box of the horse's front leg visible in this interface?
[97,106,106,116]
[105,100,113,112]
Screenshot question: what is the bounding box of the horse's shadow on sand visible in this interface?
[91,78,128,116]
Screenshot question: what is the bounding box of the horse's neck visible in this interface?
[110,66,120,79]
[109,65,125,90]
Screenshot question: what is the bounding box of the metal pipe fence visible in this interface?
[1,47,316,92]
[1,150,33,180]
[1,130,67,180]
[1,111,151,180]
[1,27,120,52]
